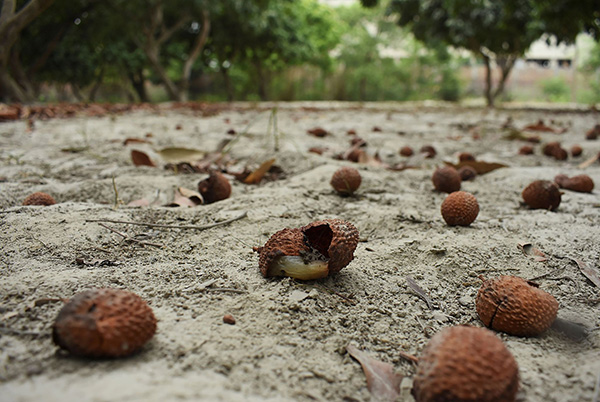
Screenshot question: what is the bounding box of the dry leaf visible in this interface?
[177,186,204,205]
[445,160,508,175]
[518,242,547,262]
[167,188,199,208]
[131,150,156,167]
[244,158,276,184]
[522,120,565,133]
[573,258,600,288]
[127,198,151,207]
[578,154,599,169]
[347,344,402,402]
[157,147,206,163]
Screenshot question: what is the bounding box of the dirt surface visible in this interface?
[1,102,599,402]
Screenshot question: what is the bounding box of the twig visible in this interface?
[97,223,163,248]
[316,284,356,304]
[112,176,122,210]
[86,211,248,231]
[205,287,248,294]
[28,233,52,251]
[399,351,419,365]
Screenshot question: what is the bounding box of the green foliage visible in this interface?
[540,77,570,102]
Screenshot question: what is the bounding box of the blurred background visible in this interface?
[1,0,599,106]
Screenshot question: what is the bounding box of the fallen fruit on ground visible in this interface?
[198,170,232,204]
[52,288,157,358]
[432,166,461,193]
[22,192,56,206]
[254,219,359,279]
[412,325,519,402]
[476,275,558,337]
[330,166,362,195]
[441,191,479,226]
[554,174,594,193]
[522,180,561,210]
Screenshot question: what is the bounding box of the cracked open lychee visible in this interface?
[330,166,361,195]
[52,288,157,358]
[198,170,231,204]
[554,174,594,193]
[522,180,561,210]
[254,219,359,280]
[412,325,519,402]
[476,275,558,337]
[22,192,56,206]
[441,191,479,226]
[432,166,461,193]
[420,145,437,158]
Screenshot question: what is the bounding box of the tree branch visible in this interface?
[181,9,211,96]
[0,0,55,42]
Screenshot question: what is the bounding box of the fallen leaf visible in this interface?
[573,258,600,288]
[167,188,199,208]
[445,160,508,175]
[347,344,402,402]
[522,119,566,133]
[518,242,547,262]
[123,137,152,146]
[127,198,151,207]
[156,147,205,163]
[131,150,156,167]
[177,186,204,205]
[244,158,276,184]
[307,127,329,137]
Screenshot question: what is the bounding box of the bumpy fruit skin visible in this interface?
[22,192,56,206]
[476,276,558,337]
[330,166,362,195]
[522,180,561,210]
[255,219,359,277]
[554,174,594,193]
[412,326,519,402]
[52,289,157,358]
[441,191,479,226]
[432,166,461,193]
[198,171,231,204]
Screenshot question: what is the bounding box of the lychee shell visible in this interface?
[301,219,359,274]
[198,171,231,204]
[441,191,479,226]
[432,167,461,193]
[256,228,311,277]
[476,276,558,337]
[555,174,594,193]
[52,288,157,358]
[412,326,519,402]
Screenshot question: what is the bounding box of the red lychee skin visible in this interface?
[441,191,479,226]
[476,276,558,337]
[521,180,561,210]
[412,326,519,402]
[432,166,461,193]
[22,192,56,206]
[52,288,157,358]
[420,145,437,158]
[330,166,362,195]
[458,165,477,181]
[542,142,561,157]
[198,171,231,204]
[570,145,583,157]
[255,228,311,277]
[458,152,476,162]
[518,145,534,155]
[399,146,414,157]
[554,174,594,193]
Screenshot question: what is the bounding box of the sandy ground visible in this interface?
[0,102,599,402]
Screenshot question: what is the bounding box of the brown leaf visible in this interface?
[244,158,276,184]
[444,160,508,175]
[517,242,547,262]
[522,120,565,133]
[157,147,206,163]
[167,188,199,208]
[131,150,156,167]
[347,344,402,402]
[573,258,600,288]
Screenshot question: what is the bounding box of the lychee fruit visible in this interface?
[52,288,157,358]
[399,146,414,157]
[412,325,519,402]
[570,145,582,157]
[330,166,362,195]
[518,145,534,155]
[441,191,479,226]
[432,166,461,193]
[22,192,56,206]
[522,180,561,210]
[476,275,558,337]
[420,145,437,158]
[198,170,231,204]
[457,165,477,181]
[554,174,594,193]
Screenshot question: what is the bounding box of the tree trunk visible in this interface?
[180,9,210,102]
[221,68,234,102]
[0,0,55,102]
[492,55,516,102]
[480,52,494,107]
[128,68,149,102]
[254,57,268,101]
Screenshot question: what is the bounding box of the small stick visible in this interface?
[406,276,433,310]
[28,234,52,251]
[399,351,419,365]
[316,284,356,304]
[97,223,163,248]
[86,211,248,230]
[112,176,122,209]
[205,288,248,294]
